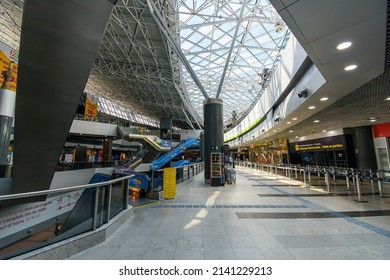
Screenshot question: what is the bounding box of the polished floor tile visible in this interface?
[69,166,390,260]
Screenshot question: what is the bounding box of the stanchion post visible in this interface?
[369,169,375,194]
[354,172,368,203]
[377,170,389,198]
[346,171,351,191]
[325,169,331,193]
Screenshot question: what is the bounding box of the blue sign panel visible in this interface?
[161,140,171,148]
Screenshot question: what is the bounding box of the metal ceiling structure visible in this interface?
[178,0,289,123]
[2,0,389,145]
[0,0,288,129]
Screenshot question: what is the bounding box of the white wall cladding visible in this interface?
[224,35,326,145]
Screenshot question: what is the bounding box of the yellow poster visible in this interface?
[163,168,176,199]
[0,50,18,92]
[84,93,98,117]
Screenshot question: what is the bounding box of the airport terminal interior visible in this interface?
[0,0,390,260]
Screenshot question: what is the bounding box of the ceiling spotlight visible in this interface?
[369,117,377,122]
[289,130,293,133]
[298,88,308,98]
[320,97,329,101]
[323,130,327,132]
[314,120,320,123]
[287,121,291,124]
[308,106,316,109]
[295,136,299,139]
[275,21,285,33]
[344,64,357,71]
[292,117,298,121]
[337,41,352,50]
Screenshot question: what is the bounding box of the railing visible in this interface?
[236,161,390,202]
[0,174,133,260]
[151,162,204,193]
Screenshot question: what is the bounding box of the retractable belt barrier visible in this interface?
[237,162,390,201]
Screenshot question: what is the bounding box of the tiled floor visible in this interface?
[69,165,390,260]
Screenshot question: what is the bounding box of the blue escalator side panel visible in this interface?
[128,173,149,192]
[151,138,200,170]
[89,173,112,184]
[172,160,191,167]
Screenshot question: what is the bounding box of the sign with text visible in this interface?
[0,190,83,239]
[163,168,176,199]
[84,92,98,117]
[290,135,345,152]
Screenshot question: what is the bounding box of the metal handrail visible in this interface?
[0,174,135,202]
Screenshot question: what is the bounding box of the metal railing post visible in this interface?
[106,184,112,223]
[92,186,100,231]
[377,170,389,198]
[303,167,309,187]
[325,169,331,193]
[354,172,368,203]
[346,171,351,191]
[125,178,130,209]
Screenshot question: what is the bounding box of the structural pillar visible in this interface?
[203,98,224,182]
[103,137,113,163]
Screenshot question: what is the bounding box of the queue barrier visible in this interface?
[236,161,390,201]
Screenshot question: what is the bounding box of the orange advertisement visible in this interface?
[0,49,18,92]
[84,93,98,117]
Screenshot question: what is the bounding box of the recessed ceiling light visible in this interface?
[292,117,298,120]
[344,64,357,71]
[289,130,293,133]
[370,119,377,122]
[386,97,390,101]
[314,120,320,123]
[273,130,277,132]
[287,121,291,124]
[308,106,316,109]
[337,41,352,50]
[322,130,327,132]
[295,136,299,139]
[320,97,329,101]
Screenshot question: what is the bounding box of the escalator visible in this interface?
[150,138,200,170]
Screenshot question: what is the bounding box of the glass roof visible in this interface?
[178,0,289,124]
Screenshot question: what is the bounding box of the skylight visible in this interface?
[178,0,289,124]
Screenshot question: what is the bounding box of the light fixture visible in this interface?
[287,121,291,124]
[295,136,299,139]
[323,130,327,132]
[344,64,357,71]
[298,88,308,98]
[369,117,377,122]
[308,106,316,109]
[386,97,390,101]
[320,97,328,101]
[337,41,352,50]
[289,130,293,133]
[314,120,320,123]
[292,117,298,120]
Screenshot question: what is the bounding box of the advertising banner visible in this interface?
[0,41,18,92]
[84,92,98,117]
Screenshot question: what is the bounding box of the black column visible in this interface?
[348,126,377,169]
[12,0,116,194]
[203,98,224,182]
